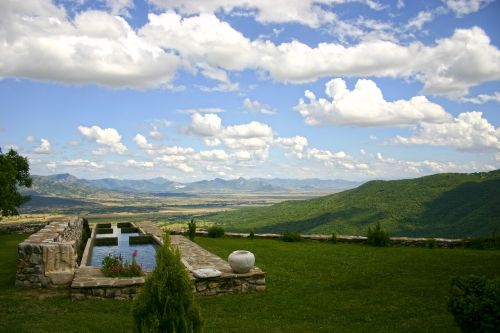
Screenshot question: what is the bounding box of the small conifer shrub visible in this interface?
[133,234,202,333]
[331,232,337,244]
[207,225,225,238]
[249,229,255,239]
[187,218,196,241]
[367,222,390,247]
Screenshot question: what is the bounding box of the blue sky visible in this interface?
[1,0,499,181]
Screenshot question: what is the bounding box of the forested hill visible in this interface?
[205,170,500,238]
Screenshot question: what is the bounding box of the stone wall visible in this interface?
[193,271,266,296]
[71,266,145,300]
[179,230,467,248]
[0,221,49,234]
[16,217,86,288]
[72,285,142,301]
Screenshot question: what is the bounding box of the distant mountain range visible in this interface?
[205,170,500,238]
[23,173,362,198]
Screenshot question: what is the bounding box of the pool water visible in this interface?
[91,226,158,272]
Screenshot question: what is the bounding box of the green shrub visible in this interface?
[187,219,196,241]
[367,222,390,247]
[448,275,500,333]
[133,234,202,333]
[426,238,436,249]
[282,231,302,242]
[101,251,143,277]
[467,236,500,250]
[249,229,255,239]
[207,225,225,238]
[331,232,337,244]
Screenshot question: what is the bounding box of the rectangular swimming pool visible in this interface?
[90,225,158,272]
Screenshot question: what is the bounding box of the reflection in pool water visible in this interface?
[91,226,158,272]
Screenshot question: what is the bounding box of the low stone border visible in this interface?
[171,230,467,249]
[71,267,144,300]
[192,269,266,296]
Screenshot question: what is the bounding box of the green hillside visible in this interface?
[205,170,500,238]
[22,174,114,198]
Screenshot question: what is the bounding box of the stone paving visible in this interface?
[71,266,145,288]
[137,222,266,295]
[136,222,263,275]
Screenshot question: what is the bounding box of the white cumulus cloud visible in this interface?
[445,0,493,17]
[33,139,51,154]
[394,111,500,152]
[460,92,500,104]
[275,136,309,158]
[147,0,383,28]
[243,98,275,115]
[133,134,154,150]
[125,159,154,168]
[0,0,180,88]
[60,159,104,169]
[294,78,452,127]
[1,3,499,97]
[188,113,223,137]
[78,125,127,154]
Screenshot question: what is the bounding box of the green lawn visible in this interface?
[1,233,499,332]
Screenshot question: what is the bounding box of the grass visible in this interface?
[197,237,500,333]
[1,233,499,332]
[0,233,131,332]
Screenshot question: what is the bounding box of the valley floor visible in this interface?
[1,234,499,332]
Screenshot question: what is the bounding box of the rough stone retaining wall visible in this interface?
[16,217,85,288]
[71,267,145,301]
[193,271,266,296]
[180,230,467,248]
[0,221,49,234]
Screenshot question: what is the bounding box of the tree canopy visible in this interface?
[0,148,32,218]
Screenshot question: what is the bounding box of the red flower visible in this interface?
[132,250,138,258]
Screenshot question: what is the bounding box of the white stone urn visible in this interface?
[228,250,255,273]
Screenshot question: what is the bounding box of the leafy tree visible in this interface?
[0,149,32,218]
[133,234,202,333]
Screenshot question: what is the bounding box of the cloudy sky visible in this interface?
[1,0,499,181]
